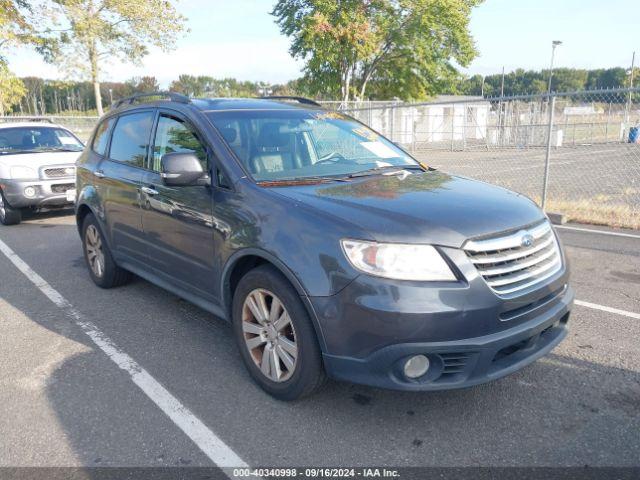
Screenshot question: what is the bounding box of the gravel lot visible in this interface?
[0,209,638,470]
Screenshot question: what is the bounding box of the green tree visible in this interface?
[0,0,56,61]
[0,62,27,114]
[273,0,482,102]
[51,0,187,116]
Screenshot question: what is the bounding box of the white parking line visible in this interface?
[0,237,250,474]
[575,300,640,320]
[556,225,640,239]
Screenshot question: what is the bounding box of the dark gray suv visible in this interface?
[75,93,573,400]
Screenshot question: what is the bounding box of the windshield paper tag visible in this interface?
[361,141,398,159]
[59,136,77,145]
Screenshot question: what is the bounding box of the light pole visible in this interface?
[624,51,636,126]
[109,88,113,104]
[547,40,562,95]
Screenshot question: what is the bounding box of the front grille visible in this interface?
[464,220,562,296]
[51,183,74,193]
[44,166,75,178]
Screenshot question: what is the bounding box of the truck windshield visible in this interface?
[206,110,420,181]
[0,127,84,155]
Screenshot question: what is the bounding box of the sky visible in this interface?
[5,0,638,87]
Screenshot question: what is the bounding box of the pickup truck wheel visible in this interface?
[232,265,326,401]
[0,190,22,226]
[82,213,131,288]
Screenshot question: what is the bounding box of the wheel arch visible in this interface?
[222,249,328,352]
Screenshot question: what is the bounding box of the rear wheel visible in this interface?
[232,265,326,400]
[0,190,22,226]
[82,213,131,288]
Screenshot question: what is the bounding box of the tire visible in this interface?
[232,265,326,400]
[81,213,131,288]
[0,190,22,225]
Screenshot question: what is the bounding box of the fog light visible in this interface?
[404,355,430,379]
[23,186,36,198]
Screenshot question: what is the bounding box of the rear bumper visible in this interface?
[0,178,75,208]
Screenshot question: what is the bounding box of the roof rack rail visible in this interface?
[113,91,190,109]
[260,96,321,107]
[0,117,55,124]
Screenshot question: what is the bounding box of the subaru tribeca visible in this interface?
[75,93,572,400]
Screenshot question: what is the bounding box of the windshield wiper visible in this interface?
[257,175,351,186]
[347,164,424,178]
[38,146,83,153]
[0,149,32,155]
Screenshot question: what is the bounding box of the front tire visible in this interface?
[232,265,326,400]
[0,190,22,225]
[82,213,131,288]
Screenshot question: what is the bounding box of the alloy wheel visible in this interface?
[0,194,5,220]
[85,224,105,278]
[242,288,298,382]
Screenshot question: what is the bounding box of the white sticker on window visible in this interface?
[59,136,78,145]
[361,141,399,159]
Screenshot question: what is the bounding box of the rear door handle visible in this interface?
[141,186,159,196]
[93,170,105,178]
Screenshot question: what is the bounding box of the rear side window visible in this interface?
[109,112,154,168]
[92,118,114,155]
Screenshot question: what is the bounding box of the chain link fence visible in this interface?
[2,88,639,229]
[343,88,640,230]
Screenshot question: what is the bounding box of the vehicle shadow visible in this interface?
[0,221,638,469]
[21,207,76,222]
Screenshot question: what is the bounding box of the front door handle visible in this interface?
[141,186,159,196]
[94,170,105,178]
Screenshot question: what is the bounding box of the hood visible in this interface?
[269,171,545,248]
[0,151,81,169]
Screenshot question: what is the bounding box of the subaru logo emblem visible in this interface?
[521,234,534,248]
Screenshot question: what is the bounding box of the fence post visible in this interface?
[541,95,557,210]
[462,104,467,151]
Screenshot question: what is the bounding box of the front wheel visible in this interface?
[0,190,22,225]
[232,265,326,400]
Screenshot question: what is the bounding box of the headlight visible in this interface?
[10,166,37,179]
[341,239,456,281]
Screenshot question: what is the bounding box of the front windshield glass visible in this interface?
[206,110,419,181]
[0,126,84,155]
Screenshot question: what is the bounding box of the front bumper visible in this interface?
[0,178,75,208]
[310,247,573,391]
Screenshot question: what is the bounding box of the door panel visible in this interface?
[99,160,145,262]
[140,113,217,301]
[99,111,155,264]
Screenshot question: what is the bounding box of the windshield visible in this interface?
[0,126,84,155]
[206,110,419,181]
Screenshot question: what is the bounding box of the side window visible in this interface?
[152,115,207,172]
[92,117,114,155]
[109,112,154,168]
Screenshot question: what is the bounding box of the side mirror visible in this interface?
[160,152,208,186]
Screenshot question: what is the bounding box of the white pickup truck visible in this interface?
[0,120,84,225]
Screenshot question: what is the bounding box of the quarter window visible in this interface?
[152,115,207,172]
[92,117,114,155]
[109,112,154,167]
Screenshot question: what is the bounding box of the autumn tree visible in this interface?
[273,0,482,102]
[51,0,187,115]
[0,0,56,114]
[0,62,27,114]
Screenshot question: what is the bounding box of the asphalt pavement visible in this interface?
[0,209,638,468]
